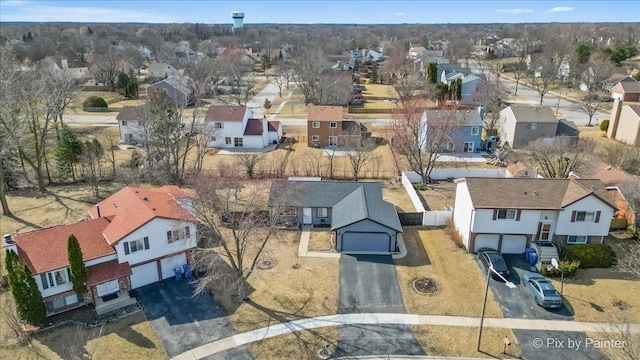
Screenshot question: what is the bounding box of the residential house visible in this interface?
[408,45,427,59]
[147,62,179,82]
[146,76,194,107]
[116,106,146,145]
[611,78,640,101]
[601,74,634,92]
[139,46,154,61]
[437,64,472,86]
[421,108,484,153]
[89,60,134,85]
[460,74,485,105]
[204,105,282,148]
[269,180,402,254]
[608,100,640,146]
[307,106,369,147]
[4,186,199,316]
[331,61,353,71]
[366,48,383,62]
[453,178,616,258]
[36,57,89,83]
[222,48,256,73]
[498,105,579,149]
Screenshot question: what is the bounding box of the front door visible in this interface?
[303,208,312,224]
[537,222,553,242]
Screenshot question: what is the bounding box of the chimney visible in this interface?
[96,204,101,218]
[607,99,623,139]
[3,234,17,254]
[478,105,485,121]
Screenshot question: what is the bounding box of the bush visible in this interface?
[600,119,609,132]
[444,217,465,249]
[565,244,617,268]
[414,183,429,191]
[82,96,108,108]
[540,260,580,278]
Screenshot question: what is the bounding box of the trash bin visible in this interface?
[528,251,538,266]
[525,248,536,263]
[182,263,192,279]
[174,267,182,281]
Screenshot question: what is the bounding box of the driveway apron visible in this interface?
[132,279,253,359]
[335,254,425,357]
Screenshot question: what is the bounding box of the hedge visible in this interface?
[540,260,580,278]
[565,244,617,268]
[82,96,108,108]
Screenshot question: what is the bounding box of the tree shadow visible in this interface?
[5,214,42,230]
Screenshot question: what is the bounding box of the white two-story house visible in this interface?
[453,177,616,257]
[117,105,146,145]
[204,105,282,148]
[4,186,199,316]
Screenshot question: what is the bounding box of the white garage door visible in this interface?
[500,235,527,254]
[341,232,391,254]
[474,234,500,253]
[161,253,187,279]
[130,262,159,289]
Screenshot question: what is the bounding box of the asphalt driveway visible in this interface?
[476,254,605,359]
[335,254,425,357]
[132,279,253,359]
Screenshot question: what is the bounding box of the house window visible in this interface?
[311,135,319,142]
[497,209,517,220]
[122,121,128,126]
[447,141,455,151]
[526,122,537,130]
[567,235,588,244]
[463,142,474,152]
[317,208,328,218]
[471,126,479,135]
[167,227,190,243]
[214,122,224,129]
[312,121,320,128]
[209,136,217,142]
[234,137,243,147]
[124,237,149,254]
[45,268,71,288]
[281,207,297,216]
[329,122,338,128]
[225,137,232,144]
[328,136,338,147]
[575,211,595,222]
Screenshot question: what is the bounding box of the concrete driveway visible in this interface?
[335,254,425,357]
[477,254,606,359]
[132,279,253,359]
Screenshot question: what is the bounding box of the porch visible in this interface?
[94,290,137,315]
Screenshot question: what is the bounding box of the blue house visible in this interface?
[421,107,484,153]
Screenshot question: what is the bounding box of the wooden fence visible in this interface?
[398,212,423,225]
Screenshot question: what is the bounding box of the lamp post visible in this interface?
[556,88,564,116]
[477,265,516,351]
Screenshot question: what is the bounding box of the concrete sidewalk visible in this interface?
[171,313,640,360]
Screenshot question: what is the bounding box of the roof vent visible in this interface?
[532,190,538,196]
[4,234,13,244]
[152,208,157,211]
[143,197,149,201]
[590,185,595,191]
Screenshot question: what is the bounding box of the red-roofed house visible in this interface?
[204,105,283,148]
[4,186,199,316]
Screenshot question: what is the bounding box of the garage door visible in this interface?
[130,262,159,289]
[341,232,391,254]
[161,253,187,280]
[500,235,527,254]
[474,234,500,253]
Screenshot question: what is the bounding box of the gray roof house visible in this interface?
[269,180,402,254]
[499,105,579,149]
[146,76,194,107]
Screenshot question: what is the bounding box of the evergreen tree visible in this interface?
[55,125,84,181]
[67,234,88,295]
[427,63,438,84]
[5,250,46,326]
[370,63,379,83]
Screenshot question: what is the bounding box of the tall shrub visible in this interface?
[67,234,88,295]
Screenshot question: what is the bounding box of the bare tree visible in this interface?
[617,241,640,279]
[473,80,503,137]
[598,312,640,360]
[236,153,264,179]
[531,58,557,105]
[598,143,640,175]
[511,49,528,95]
[272,64,288,97]
[342,124,377,181]
[526,137,595,178]
[317,71,351,106]
[580,93,604,126]
[189,174,292,301]
[618,179,640,232]
[386,99,466,184]
[292,48,326,105]
[90,52,128,92]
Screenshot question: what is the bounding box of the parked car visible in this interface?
[477,248,510,280]
[601,97,615,102]
[522,272,563,309]
[581,94,599,101]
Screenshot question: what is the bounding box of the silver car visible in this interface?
[522,272,563,309]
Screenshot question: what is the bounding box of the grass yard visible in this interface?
[381,180,416,213]
[361,84,399,99]
[307,230,335,251]
[549,238,640,324]
[2,311,166,360]
[394,227,503,318]
[413,325,521,359]
[418,181,456,211]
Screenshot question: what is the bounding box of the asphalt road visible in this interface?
[132,279,253,360]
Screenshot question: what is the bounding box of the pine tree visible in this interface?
[5,250,46,326]
[67,234,88,295]
[427,63,438,84]
[55,126,84,181]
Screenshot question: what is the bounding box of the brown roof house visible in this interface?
[307,106,369,148]
[608,100,640,147]
[3,186,199,316]
[611,78,640,102]
[204,105,282,148]
[498,105,579,149]
[453,177,616,262]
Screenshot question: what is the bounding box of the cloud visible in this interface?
[0,5,182,22]
[546,6,574,13]
[395,12,407,16]
[496,8,534,14]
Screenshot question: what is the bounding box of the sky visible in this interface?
[0,0,639,24]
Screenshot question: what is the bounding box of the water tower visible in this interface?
[232,11,244,31]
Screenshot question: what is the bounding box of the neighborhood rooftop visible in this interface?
[503,105,558,123]
[459,177,616,210]
[307,106,343,121]
[205,105,248,122]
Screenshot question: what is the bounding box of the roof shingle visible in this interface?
[205,105,250,122]
[307,106,343,122]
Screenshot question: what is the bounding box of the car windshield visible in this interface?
[491,258,507,269]
[543,289,559,297]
